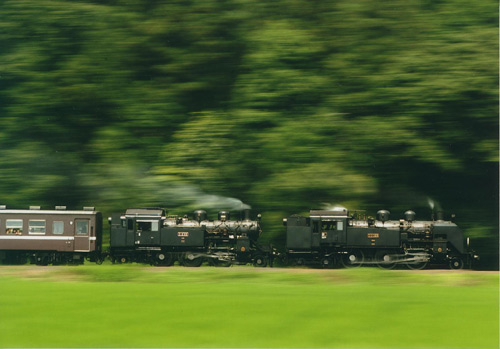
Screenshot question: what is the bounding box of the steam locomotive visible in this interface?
[283,208,479,269]
[0,204,478,269]
[108,208,271,267]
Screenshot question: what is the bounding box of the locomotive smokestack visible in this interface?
[427,198,443,221]
[243,209,251,221]
[436,210,444,221]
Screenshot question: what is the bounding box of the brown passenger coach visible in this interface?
[0,206,102,265]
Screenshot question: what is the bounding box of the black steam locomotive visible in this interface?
[283,208,479,269]
[109,208,271,267]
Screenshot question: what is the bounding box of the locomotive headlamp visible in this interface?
[240,246,246,252]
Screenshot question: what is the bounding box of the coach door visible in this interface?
[74,219,90,251]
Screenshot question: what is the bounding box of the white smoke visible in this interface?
[322,203,347,211]
[427,198,435,210]
[194,195,251,210]
[427,197,442,211]
[160,183,251,210]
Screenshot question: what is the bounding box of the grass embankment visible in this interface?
[0,265,498,348]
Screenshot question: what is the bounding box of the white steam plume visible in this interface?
[427,197,442,211]
[194,195,251,210]
[160,183,251,210]
[322,203,347,211]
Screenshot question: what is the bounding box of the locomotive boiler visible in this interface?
[284,208,479,269]
[109,208,270,266]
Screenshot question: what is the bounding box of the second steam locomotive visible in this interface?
[283,208,478,269]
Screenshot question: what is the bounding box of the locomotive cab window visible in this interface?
[321,221,337,231]
[321,220,344,231]
[29,220,46,235]
[6,219,23,235]
[337,221,344,231]
[136,220,159,232]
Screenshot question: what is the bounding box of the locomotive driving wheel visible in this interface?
[375,250,396,269]
[180,252,203,267]
[321,256,335,269]
[155,252,174,266]
[253,254,268,267]
[341,250,364,268]
[449,257,464,270]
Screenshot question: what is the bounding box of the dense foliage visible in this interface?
[0,0,497,266]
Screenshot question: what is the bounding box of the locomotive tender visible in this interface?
[284,208,478,269]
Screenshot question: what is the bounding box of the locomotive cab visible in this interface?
[110,208,165,250]
[286,208,349,250]
[310,209,348,247]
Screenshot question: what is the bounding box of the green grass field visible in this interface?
[0,265,498,348]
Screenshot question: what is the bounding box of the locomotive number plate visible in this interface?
[367,233,379,238]
[178,232,189,237]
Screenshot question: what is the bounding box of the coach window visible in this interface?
[76,220,89,235]
[29,220,46,235]
[6,219,23,235]
[53,221,64,235]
